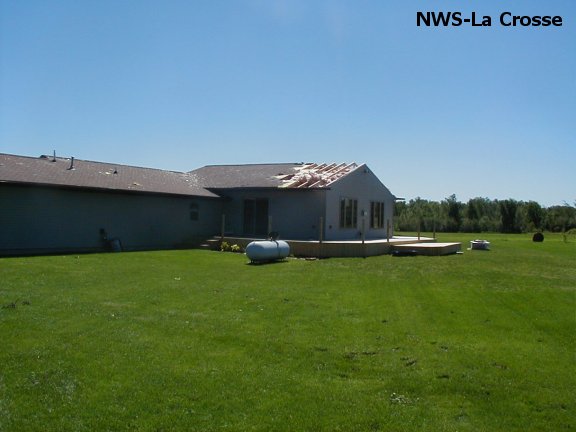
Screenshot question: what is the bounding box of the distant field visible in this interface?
[1,233,574,431]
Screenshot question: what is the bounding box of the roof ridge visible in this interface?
[9,153,188,175]
[0,152,218,198]
[201,162,305,168]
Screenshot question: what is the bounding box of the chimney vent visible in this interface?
[68,157,75,170]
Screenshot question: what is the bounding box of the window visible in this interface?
[370,201,384,229]
[339,198,358,228]
[190,202,199,221]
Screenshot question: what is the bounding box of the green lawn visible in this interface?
[1,233,574,431]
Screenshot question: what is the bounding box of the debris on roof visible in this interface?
[0,153,218,198]
[2,154,362,194]
[188,163,302,189]
[276,163,358,188]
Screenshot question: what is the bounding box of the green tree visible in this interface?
[443,194,462,232]
[545,205,576,232]
[525,201,544,231]
[499,199,519,233]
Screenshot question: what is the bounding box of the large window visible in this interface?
[370,201,384,229]
[339,198,358,228]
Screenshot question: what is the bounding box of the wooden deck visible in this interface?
[211,236,448,258]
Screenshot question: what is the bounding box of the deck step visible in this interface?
[198,238,222,251]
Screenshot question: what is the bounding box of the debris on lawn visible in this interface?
[389,392,419,405]
[2,299,30,309]
[2,300,18,309]
[402,357,418,367]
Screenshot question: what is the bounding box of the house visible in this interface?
[0,153,222,255]
[0,154,396,256]
[188,162,396,241]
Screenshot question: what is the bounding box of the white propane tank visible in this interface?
[246,240,290,262]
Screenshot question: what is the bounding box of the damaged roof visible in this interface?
[1,154,361,195]
[188,162,359,189]
[0,153,219,198]
[277,162,358,188]
[188,163,303,189]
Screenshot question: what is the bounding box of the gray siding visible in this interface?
[0,184,222,255]
[324,165,395,240]
[219,189,326,240]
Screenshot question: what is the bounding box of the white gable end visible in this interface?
[324,164,395,240]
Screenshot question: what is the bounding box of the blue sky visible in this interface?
[1,0,574,206]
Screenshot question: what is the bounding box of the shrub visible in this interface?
[220,242,242,253]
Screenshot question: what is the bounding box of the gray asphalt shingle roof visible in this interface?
[187,163,306,189]
[188,162,361,189]
[0,153,219,198]
[1,154,360,195]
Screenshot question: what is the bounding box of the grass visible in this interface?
[1,233,574,431]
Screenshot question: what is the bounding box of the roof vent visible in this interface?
[67,157,75,170]
[52,150,56,162]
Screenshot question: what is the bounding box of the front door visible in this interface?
[243,199,269,236]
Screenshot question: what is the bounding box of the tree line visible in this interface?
[394,195,576,233]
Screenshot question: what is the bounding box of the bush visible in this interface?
[220,242,243,253]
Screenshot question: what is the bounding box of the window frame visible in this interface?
[370,201,385,229]
[339,198,358,229]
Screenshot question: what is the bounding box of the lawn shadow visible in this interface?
[245,259,290,266]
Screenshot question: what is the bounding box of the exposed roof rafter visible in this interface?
[278,162,358,189]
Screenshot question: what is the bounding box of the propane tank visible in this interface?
[246,240,290,262]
